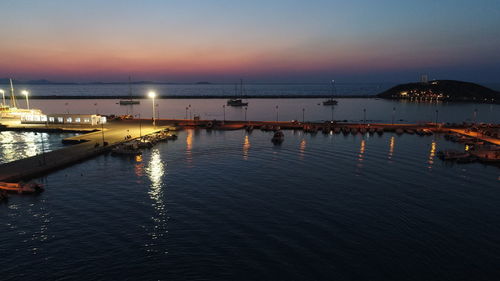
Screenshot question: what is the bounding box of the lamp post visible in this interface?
[222,105,226,122]
[363,108,366,124]
[101,121,105,146]
[185,106,189,119]
[148,91,156,126]
[276,105,279,122]
[22,90,29,110]
[302,108,305,123]
[244,106,247,122]
[136,114,142,138]
[0,89,5,106]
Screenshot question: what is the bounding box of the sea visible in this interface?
[0,83,499,280]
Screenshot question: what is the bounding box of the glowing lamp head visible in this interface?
[0,89,4,94]
[22,90,29,96]
[148,91,156,98]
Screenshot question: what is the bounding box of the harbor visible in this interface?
[1,116,498,183]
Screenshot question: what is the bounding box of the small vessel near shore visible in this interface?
[0,191,7,202]
[111,143,142,156]
[271,130,284,144]
[0,182,44,194]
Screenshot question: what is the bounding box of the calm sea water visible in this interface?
[1,129,499,280]
[6,82,500,98]
[8,83,393,97]
[20,98,500,124]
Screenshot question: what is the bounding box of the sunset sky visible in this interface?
[1,0,499,83]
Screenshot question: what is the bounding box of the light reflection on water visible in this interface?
[1,129,499,280]
[145,148,167,254]
[299,138,306,160]
[428,140,437,169]
[243,134,251,160]
[0,131,76,164]
[388,136,395,161]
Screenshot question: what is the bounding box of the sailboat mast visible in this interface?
[240,79,243,97]
[9,78,17,108]
[331,80,336,98]
[128,76,132,99]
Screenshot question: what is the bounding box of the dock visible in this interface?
[0,118,498,182]
[0,119,167,182]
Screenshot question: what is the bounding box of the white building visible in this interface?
[21,113,106,126]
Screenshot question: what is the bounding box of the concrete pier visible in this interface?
[0,119,166,182]
[0,118,498,182]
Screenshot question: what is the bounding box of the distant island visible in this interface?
[377,80,498,103]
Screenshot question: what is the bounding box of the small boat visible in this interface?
[471,150,500,163]
[334,127,341,134]
[271,131,284,144]
[111,143,142,156]
[376,128,384,135]
[245,125,254,132]
[323,80,338,105]
[359,128,367,134]
[437,150,472,162]
[119,100,140,105]
[322,99,338,106]
[119,76,140,105]
[405,129,415,134]
[227,79,248,107]
[0,182,44,194]
[350,127,358,135]
[423,129,433,136]
[0,191,8,202]
[136,140,154,149]
[395,128,404,135]
[368,128,376,135]
[227,99,248,106]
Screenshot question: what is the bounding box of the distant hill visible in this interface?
[377,80,499,102]
[0,78,77,85]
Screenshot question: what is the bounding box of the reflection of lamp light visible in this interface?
[0,89,5,106]
[22,90,29,110]
[148,91,156,126]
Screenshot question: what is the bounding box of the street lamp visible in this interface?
[136,114,142,138]
[363,108,366,124]
[22,90,29,110]
[222,105,226,122]
[302,108,305,123]
[0,89,5,106]
[148,91,156,126]
[276,105,279,122]
[244,106,247,122]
